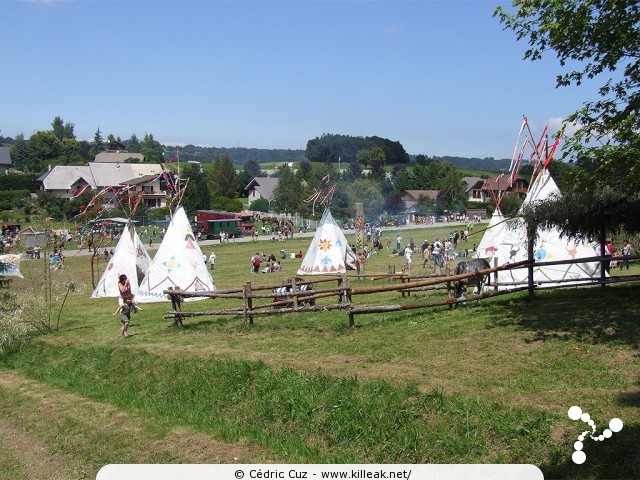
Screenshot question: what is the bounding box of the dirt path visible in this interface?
[0,370,275,479]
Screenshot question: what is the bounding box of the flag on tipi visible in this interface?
[136,206,215,302]
[474,209,508,261]
[495,170,601,289]
[297,209,358,275]
[91,223,151,298]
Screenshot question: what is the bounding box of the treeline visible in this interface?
[163,145,306,165]
[305,133,410,165]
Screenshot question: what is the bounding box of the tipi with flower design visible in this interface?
[297,209,358,275]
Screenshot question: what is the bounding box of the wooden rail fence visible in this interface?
[164,255,640,327]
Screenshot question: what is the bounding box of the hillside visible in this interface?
[164,145,511,173]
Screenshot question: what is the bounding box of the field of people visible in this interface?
[0,223,638,480]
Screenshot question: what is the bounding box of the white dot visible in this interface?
[581,413,591,422]
[568,406,582,420]
[572,450,586,464]
[598,435,604,441]
[574,441,583,451]
[609,418,623,433]
[603,429,612,438]
[578,435,584,441]
[588,420,595,426]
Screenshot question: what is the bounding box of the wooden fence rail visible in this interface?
[164,255,640,327]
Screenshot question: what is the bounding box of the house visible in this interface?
[399,190,440,210]
[463,177,487,203]
[37,163,166,207]
[244,177,279,204]
[0,147,12,174]
[482,174,529,201]
[120,174,167,209]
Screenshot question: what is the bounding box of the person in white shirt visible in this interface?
[208,251,216,271]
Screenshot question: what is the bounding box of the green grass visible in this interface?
[1,227,639,478]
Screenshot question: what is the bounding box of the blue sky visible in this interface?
[1,0,598,159]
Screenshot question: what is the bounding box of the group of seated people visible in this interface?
[262,261,282,273]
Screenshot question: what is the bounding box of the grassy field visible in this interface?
[1,223,638,479]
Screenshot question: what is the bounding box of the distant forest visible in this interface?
[165,145,511,173]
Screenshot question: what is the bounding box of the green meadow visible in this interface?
[0,224,638,479]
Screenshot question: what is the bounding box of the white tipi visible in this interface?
[474,208,508,261]
[297,209,358,275]
[495,170,601,289]
[136,206,216,302]
[91,222,151,298]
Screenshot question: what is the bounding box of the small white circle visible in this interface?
[568,406,582,420]
[588,420,595,426]
[572,450,586,464]
[578,435,584,441]
[574,441,583,451]
[598,435,604,441]
[603,429,612,438]
[609,418,623,433]
[581,413,591,422]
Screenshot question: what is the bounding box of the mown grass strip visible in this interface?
[3,342,557,465]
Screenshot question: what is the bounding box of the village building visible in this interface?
[244,177,279,204]
[0,147,12,174]
[37,162,167,207]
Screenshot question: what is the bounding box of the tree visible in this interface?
[140,133,163,163]
[272,164,305,214]
[10,134,28,169]
[495,0,640,194]
[181,163,211,212]
[26,131,61,173]
[415,154,429,166]
[208,153,238,200]
[250,197,270,212]
[438,169,467,211]
[244,159,261,178]
[51,116,75,140]
[90,128,105,158]
[126,134,141,153]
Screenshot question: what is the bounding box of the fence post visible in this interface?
[291,277,299,310]
[526,222,535,297]
[242,281,250,327]
[344,276,355,327]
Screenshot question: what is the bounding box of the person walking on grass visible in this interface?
[620,240,632,270]
[113,294,134,338]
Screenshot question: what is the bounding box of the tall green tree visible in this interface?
[140,133,163,163]
[271,164,305,214]
[10,134,28,169]
[208,153,238,200]
[90,128,105,158]
[51,116,75,140]
[438,169,467,211]
[181,163,211,212]
[126,134,141,153]
[495,0,640,194]
[26,131,61,173]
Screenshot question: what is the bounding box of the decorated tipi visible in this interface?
[91,223,151,298]
[474,208,508,261]
[136,206,215,302]
[495,170,601,289]
[297,209,358,275]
